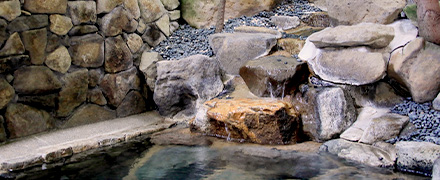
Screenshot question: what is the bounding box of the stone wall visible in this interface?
[0,0,181,142]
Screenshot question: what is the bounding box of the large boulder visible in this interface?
[396,141,440,176]
[100,6,137,37]
[69,34,105,68]
[0,0,20,21]
[209,33,277,74]
[57,69,89,117]
[100,67,140,107]
[104,35,133,73]
[13,66,62,95]
[5,103,54,139]
[154,54,223,117]
[190,98,301,144]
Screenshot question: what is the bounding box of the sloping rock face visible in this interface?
[396,141,440,176]
[154,55,223,117]
[190,98,301,144]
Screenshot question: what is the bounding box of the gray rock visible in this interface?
[302,12,330,27]
[170,21,179,34]
[57,69,89,117]
[104,35,133,73]
[17,94,58,109]
[21,28,47,65]
[209,33,277,75]
[434,157,440,180]
[100,67,140,107]
[5,103,54,139]
[139,51,162,92]
[0,0,21,21]
[0,32,25,57]
[96,0,123,14]
[161,0,180,10]
[340,107,390,142]
[7,15,48,32]
[270,16,301,30]
[154,54,223,117]
[308,47,386,85]
[139,0,167,23]
[67,1,97,25]
[88,69,103,88]
[68,25,98,36]
[101,6,137,37]
[62,104,116,128]
[45,46,71,73]
[396,141,440,176]
[13,66,62,94]
[0,78,14,110]
[169,10,181,21]
[234,26,282,38]
[116,91,146,117]
[156,14,170,37]
[69,34,104,68]
[49,14,73,36]
[87,88,107,106]
[142,23,167,47]
[24,0,67,14]
[125,33,143,53]
[343,82,403,108]
[123,0,141,19]
[434,93,440,111]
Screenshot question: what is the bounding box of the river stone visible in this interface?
[88,69,103,88]
[142,23,167,47]
[104,35,133,73]
[139,51,162,92]
[17,94,58,109]
[0,116,5,142]
[67,1,97,25]
[69,34,104,68]
[101,6,137,37]
[24,0,67,14]
[387,19,418,51]
[45,46,71,73]
[96,0,123,14]
[169,10,181,21]
[270,16,300,30]
[68,25,98,36]
[396,141,440,176]
[239,56,309,97]
[154,55,223,117]
[209,33,277,75]
[0,32,25,57]
[0,78,14,110]
[434,93,440,111]
[323,0,406,25]
[320,139,396,168]
[100,67,140,107]
[21,28,47,65]
[87,88,107,106]
[116,91,146,117]
[125,33,143,53]
[57,69,89,117]
[308,23,394,48]
[277,38,305,55]
[156,14,170,37]
[389,38,440,103]
[62,104,116,128]
[5,103,54,139]
[49,14,73,36]
[161,0,180,10]
[14,66,62,94]
[308,47,386,85]
[139,0,166,23]
[0,0,20,21]
[191,98,301,144]
[7,15,48,33]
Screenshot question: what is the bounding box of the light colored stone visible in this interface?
[101,6,137,37]
[5,103,53,139]
[24,0,67,14]
[67,1,97,25]
[277,38,305,55]
[21,28,47,65]
[396,141,440,176]
[0,78,14,110]
[100,67,140,107]
[302,11,330,27]
[169,10,181,21]
[69,34,104,68]
[285,26,325,37]
[0,0,21,21]
[104,35,133,73]
[96,0,123,14]
[63,104,116,128]
[0,32,24,56]
[137,19,147,34]
[234,26,282,38]
[341,107,390,142]
[14,66,61,95]
[124,0,141,19]
[387,19,418,51]
[434,93,440,111]
[125,33,143,53]
[270,16,300,30]
[57,69,89,117]
[161,0,180,10]
[170,21,179,34]
[156,14,170,36]
[49,14,73,36]
[298,38,321,62]
[434,157,440,180]
[45,46,71,74]
[140,51,162,92]
[138,0,167,23]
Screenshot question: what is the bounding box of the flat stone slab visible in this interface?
[0,112,173,172]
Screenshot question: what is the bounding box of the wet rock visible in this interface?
[69,34,104,68]
[57,69,89,117]
[17,94,58,109]
[161,0,180,10]
[62,104,116,128]
[320,139,396,168]
[87,88,107,106]
[68,25,98,36]
[396,141,440,176]
[323,0,406,25]
[101,6,137,37]
[13,66,62,94]
[388,38,440,103]
[7,15,48,32]
[67,1,97,25]
[88,69,103,88]
[154,55,223,117]
[116,91,146,117]
[151,128,213,146]
[49,14,73,36]
[156,14,170,37]
[239,56,308,97]
[343,82,404,108]
[0,0,21,21]
[277,38,305,55]
[104,35,133,73]
[138,0,167,23]
[24,0,67,14]
[5,103,54,139]
[100,67,140,107]
[125,33,143,53]
[142,23,166,47]
[169,10,181,21]
[308,47,386,85]
[209,33,277,74]
[45,46,71,73]
[387,19,418,51]
[0,116,5,142]
[270,16,300,30]
[308,23,394,48]
[96,0,123,14]
[0,32,25,57]
[191,98,301,144]
[302,12,330,27]
[21,28,47,65]
[433,93,440,111]
[0,78,14,109]
[0,55,29,74]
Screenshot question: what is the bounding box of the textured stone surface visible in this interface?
[156,14,170,36]
[125,33,143,53]
[191,98,300,144]
[24,0,67,14]
[396,141,440,176]
[139,0,167,23]
[387,19,418,51]
[0,78,14,110]
[142,24,166,47]
[169,10,181,21]
[343,82,403,108]
[277,38,305,55]
[104,35,133,73]
[68,25,98,36]
[88,69,103,88]
[124,0,141,19]
[161,0,180,10]
[49,14,73,36]
[0,0,21,21]
[101,6,137,37]
[57,69,89,117]
[239,56,308,97]
[7,15,48,32]
[96,0,123,14]
[0,55,29,74]
[116,91,146,118]
[100,67,140,107]
[13,66,62,94]
[434,93,440,111]
[67,1,97,25]
[154,55,223,116]
[17,94,58,109]
[0,32,25,57]
[45,46,71,73]
[5,103,53,139]
[139,51,162,92]
[21,28,47,65]
[87,88,107,106]
[69,34,104,68]
[270,16,300,30]
[62,104,116,128]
